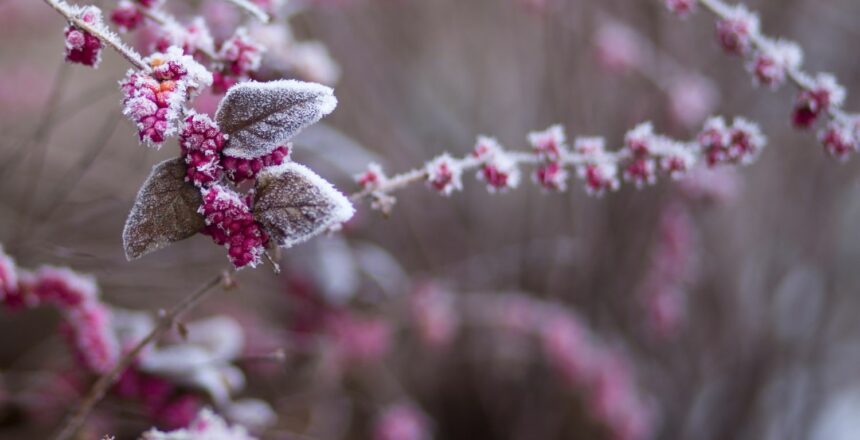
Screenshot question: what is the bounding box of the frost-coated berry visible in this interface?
[199,185,269,268]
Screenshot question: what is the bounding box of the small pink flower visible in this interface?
[64,6,105,67]
[528,125,567,162]
[355,163,388,191]
[574,138,619,195]
[792,73,846,129]
[749,39,802,89]
[535,161,569,192]
[715,5,759,55]
[819,119,859,161]
[425,153,463,196]
[373,403,431,440]
[472,136,521,192]
[199,185,269,268]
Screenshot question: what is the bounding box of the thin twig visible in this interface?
[347,150,629,203]
[53,270,233,440]
[222,0,271,23]
[695,0,848,122]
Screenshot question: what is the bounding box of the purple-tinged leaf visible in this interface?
[253,163,354,248]
[123,158,205,260]
[216,80,337,159]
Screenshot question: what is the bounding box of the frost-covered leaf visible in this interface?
[123,158,205,260]
[253,163,354,248]
[216,79,337,159]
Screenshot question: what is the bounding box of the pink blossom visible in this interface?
[819,119,859,161]
[356,163,388,191]
[715,5,759,55]
[425,153,463,196]
[472,136,521,192]
[749,39,803,89]
[540,314,594,385]
[793,74,846,129]
[528,125,567,162]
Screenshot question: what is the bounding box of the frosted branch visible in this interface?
[43,0,148,71]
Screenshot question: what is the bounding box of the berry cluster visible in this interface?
[199,185,269,268]
[213,28,265,93]
[64,6,105,67]
[120,48,213,148]
[354,117,765,210]
[666,0,860,161]
[0,247,119,374]
[178,111,292,268]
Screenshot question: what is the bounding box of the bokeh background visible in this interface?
[2,0,860,438]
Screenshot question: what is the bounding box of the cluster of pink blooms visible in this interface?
[115,364,205,430]
[199,185,270,268]
[0,246,119,374]
[64,6,105,67]
[120,48,213,148]
[356,117,765,206]
[373,403,432,440]
[638,203,698,338]
[213,28,265,93]
[666,0,860,161]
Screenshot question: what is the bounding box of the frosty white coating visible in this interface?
[216,79,337,159]
[122,157,205,260]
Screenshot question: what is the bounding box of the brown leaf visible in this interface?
[216,80,337,159]
[123,158,206,260]
[253,163,354,248]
